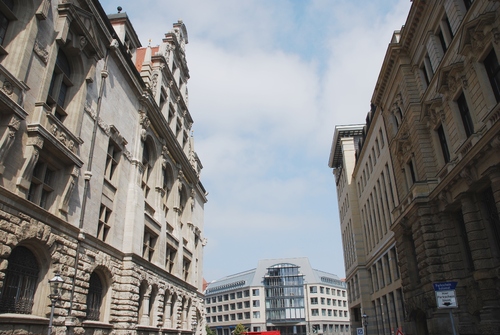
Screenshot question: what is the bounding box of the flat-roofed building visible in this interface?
[205,258,349,335]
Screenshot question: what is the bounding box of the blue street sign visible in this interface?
[433,282,457,291]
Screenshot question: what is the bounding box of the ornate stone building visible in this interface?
[0,1,207,334]
[330,1,500,334]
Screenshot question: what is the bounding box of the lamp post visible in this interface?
[362,314,369,335]
[191,320,198,335]
[48,272,64,335]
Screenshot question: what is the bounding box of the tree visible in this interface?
[206,326,216,335]
[233,323,248,335]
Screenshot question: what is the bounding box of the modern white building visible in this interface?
[204,258,349,335]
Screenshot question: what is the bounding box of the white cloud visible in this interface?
[100,0,412,280]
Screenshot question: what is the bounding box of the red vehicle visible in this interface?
[243,332,280,335]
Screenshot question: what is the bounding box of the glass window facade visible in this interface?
[264,263,305,321]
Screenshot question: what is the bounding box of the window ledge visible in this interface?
[82,320,113,329]
[0,313,49,324]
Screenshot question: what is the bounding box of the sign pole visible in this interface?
[449,310,457,335]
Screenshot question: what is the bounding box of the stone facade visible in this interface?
[330,1,500,334]
[0,1,207,335]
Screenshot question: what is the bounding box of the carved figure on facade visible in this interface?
[139,111,151,142]
[60,166,80,213]
[17,139,42,191]
[0,115,21,174]
[33,39,49,64]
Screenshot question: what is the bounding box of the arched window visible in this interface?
[47,49,73,121]
[86,272,103,321]
[0,246,39,314]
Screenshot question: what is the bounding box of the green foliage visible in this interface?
[233,323,248,335]
[206,326,216,335]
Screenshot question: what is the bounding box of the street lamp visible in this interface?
[48,272,64,335]
[191,320,198,335]
[362,314,369,335]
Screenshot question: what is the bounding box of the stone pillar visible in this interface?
[140,285,152,325]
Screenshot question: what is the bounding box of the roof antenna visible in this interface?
[117,6,122,13]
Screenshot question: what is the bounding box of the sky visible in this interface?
[100,0,412,282]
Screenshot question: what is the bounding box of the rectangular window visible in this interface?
[311,297,318,305]
[166,244,177,273]
[484,48,500,102]
[28,160,56,210]
[457,93,474,137]
[142,228,157,262]
[311,309,319,316]
[105,142,120,181]
[253,300,260,307]
[437,125,450,163]
[97,204,111,241]
[310,286,317,293]
[182,257,191,280]
[252,289,259,296]
[253,311,260,318]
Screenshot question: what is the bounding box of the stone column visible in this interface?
[140,285,152,325]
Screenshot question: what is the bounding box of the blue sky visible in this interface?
[100,0,412,281]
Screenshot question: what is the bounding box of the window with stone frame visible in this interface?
[0,246,39,314]
[97,204,112,242]
[104,140,121,182]
[28,159,56,210]
[483,48,500,103]
[142,141,153,199]
[162,163,174,216]
[166,243,177,273]
[0,0,14,48]
[143,227,157,262]
[182,257,191,280]
[422,54,433,87]
[436,13,453,54]
[47,49,73,121]
[86,272,104,321]
[436,124,450,163]
[456,92,474,137]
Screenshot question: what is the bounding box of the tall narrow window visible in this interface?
[0,246,39,314]
[105,142,120,181]
[47,49,73,121]
[86,272,104,321]
[97,204,111,241]
[183,257,191,280]
[457,93,474,137]
[142,143,152,198]
[143,228,157,262]
[437,125,450,163]
[166,244,177,273]
[28,160,56,210]
[484,48,500,103]
[0,0,14,46]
